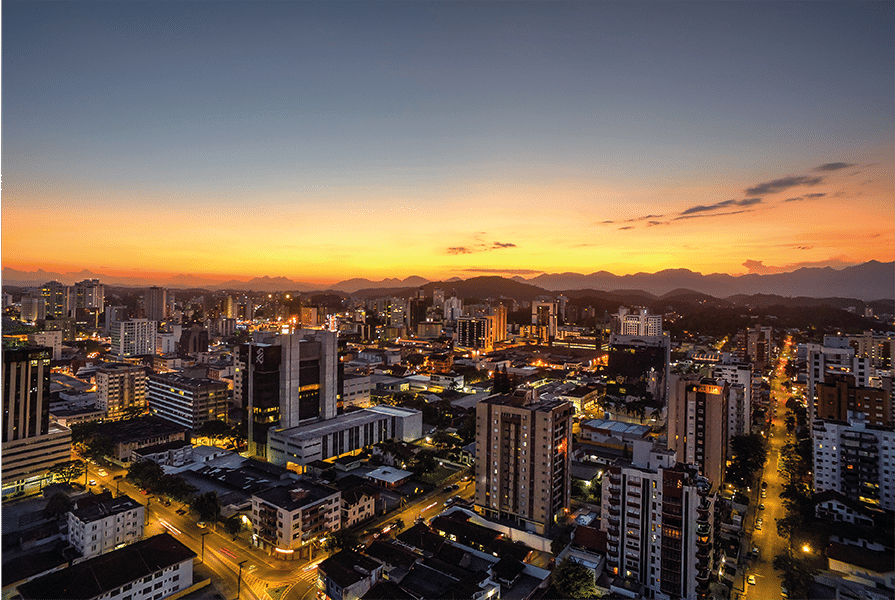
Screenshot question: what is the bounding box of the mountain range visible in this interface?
[2,261,892,301]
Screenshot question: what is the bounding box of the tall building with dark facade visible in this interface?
[144,286,167,323]
[474,391,572,535]
[2,342,71,496]
[668,375,729,487]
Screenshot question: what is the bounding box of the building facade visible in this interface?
[144,287,167,323]
[251,484,341,554]
[456,316,494,352]
[97,363,148,420]
[147,373,229,430]
[110,319,157,358]
[2,343,72,496]
[474,391,573,535]
[667,375,729,487]
[68,494,145,559]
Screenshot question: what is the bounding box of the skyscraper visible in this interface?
[40,280,69,319]
[668,375,729,487]
[110,319,157,358]
[96,363,148,420]
[2,342,71,496]
[145,286,167,323]
[531,301,557,342]
[456,316,494,351]
[474,391,572,535]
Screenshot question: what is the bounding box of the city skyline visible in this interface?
[3,1,893,283]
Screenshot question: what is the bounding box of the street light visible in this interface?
[200,531,210,563]
[801,543,811,553]
[236,559,248,600]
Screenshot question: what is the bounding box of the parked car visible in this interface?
[88,479,97,486]
[759,504,765,510]
[748,575,756,585]
[197,521,207,529]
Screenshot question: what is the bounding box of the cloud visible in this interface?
[680,198,762,216]
[647,221,668,226]
[783,197,803,202]
[618,226,634,230]
[813,162,854,172]
[674,209,754,221]
[464,268,543,275]
[742,256,859,274]
[795,246,813,250]
[745,175,823,196]
[805,193,826,198]
[447,240,517,254]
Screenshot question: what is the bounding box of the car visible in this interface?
[89,479,97,486]
[141,489,149,495]
[781,584,789,598]
[747,575,756,585]
[176,509,186,515]
[162,500,171,506]
[754,523,762,530]
[197,521,207,529]
[751,545,759,555]
[97,469,108,477]
[447,484,459,491]
[756,518,763,525]
[759,504,765,510]
[761,490,767,498]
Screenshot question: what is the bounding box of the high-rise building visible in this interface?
[738,325,772,368]
[456,316,494,352]
[816,373,891,428]
[20,293,46,322]
[28,331,63,360]
[178,324,209,356]
[490,304,508,343]
[2,342,72,496]
[813,415,895,511]
[74,278,104,310]
[616,307,663,336]
[109,319,157,358]
[807,341,871,426]
[96,363,148,420]
[103,306,127,334]
[433,289,445,306]
[144,287,167,323]
[147,373,229,430]
[601,450,715,598]
[443,296,463,323]
[668,375,729,487]
[40,280,69,319]
[474,391,572,535]
[531,301,558,342]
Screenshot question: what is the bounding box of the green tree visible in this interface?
[83,434,114,463]
[224,516,241,537]
[44,492,73,518]
[197,419,231,440]
[727,433,768,486]
[553,557,598,599]
[127,460,165,491]
[191,491,222,522]
[322,528,359,553]
[773,552,818,600]
[411,449,439,475]
[550,523,574,555]
[48,459,86,484]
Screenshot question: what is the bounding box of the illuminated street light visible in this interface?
[802,544,811,553]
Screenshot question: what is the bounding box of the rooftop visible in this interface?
[253,482,337,512]
[70,493,142,523]
[17,533,195,600]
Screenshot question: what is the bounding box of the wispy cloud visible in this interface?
[784,192,825,202]
[674,209,753,221]
[745,175,823,196]
[813,162,854,172]
[446,240,518,255]
[680,198,762,216]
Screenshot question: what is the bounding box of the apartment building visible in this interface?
[109,319,157,358]
[667,375,729,487]
[68,493,145,559]
[251,483,341,554]
[96,363,148,420]
[474,391,572,535]
[147,373,229,430]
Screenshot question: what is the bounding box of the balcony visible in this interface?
[608,507,621,516]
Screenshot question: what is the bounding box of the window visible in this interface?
[154,582,163,590]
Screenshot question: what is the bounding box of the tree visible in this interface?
[773,552,818,600]
[191,491,222,522]
[48,459,86,484]
[224,516,241,537]
[727,433,768,486]
[411,449,439,475]
[197,420,231,440]
[393,518,405,533]
[44,492,72,518]
[127,460,165,491]
[553,557,598,599]
[322,528,359,553]
[83,434,114,463]
[550,523,574,555]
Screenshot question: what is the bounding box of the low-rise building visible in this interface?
[318,550,384,600]
[68,493,144,559]
[251,483,341,555]
[17,533,194,600]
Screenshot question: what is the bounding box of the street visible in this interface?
[742,337,792,600]
[83,456,473,600]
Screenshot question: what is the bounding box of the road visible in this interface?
[743,335,793,600]
[82,455,473,600]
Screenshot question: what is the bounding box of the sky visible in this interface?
[3,1,893,284]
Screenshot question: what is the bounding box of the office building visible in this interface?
[251,483,341,555]
[340,373,372,409]
[267,405,422,468]
[846,331,895,370]
[17,533,194,600]
[73,279,104,323]
[20,293,46,322]
[177,324,208,357]
[67,493,145,559]
[531,301,558,342]
[616,307,663,336]
[147,373,229,430]
[668,375,729,487]
[2,342,72,496]
[144,286,167,323]
[474,391,572,535]
[456,316,494,352]
[601,449,715,599]
[110,319,157,358]
[491,304,508,343]
[813,415,895,511]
